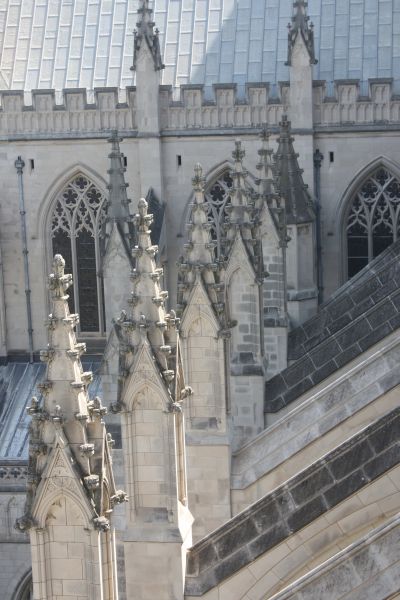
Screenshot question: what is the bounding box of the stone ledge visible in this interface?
[185,407,400,596]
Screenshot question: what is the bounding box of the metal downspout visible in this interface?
[15,157,34,363]
[314,149,324,304]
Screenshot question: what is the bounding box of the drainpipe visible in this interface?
[15,157,34,363]
[314,149,324,305]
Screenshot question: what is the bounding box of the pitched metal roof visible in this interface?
[0,360,102,460]
[0,0,399,99]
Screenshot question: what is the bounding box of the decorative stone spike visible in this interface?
[286,0,317,66]
[256,126,279,204]
[18,254,124,532]
[177,163,225,315]
[132,0,165,71]
[125,198,177,378]
[275,116,315,225]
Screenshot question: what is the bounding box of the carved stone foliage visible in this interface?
[346,167,400,277]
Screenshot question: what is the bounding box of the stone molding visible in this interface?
[185,407,400,595]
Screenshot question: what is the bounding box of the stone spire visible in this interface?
[121,198,177,384]
[225,140,255,247]
[177,163,223,315]
[17,255,124,599]
[17,255,124,533]
[256,127,279,204]
[286,0,317,66]
[274,116,315,224]
[106,130,135,251]
[132,0,164,72]
[102,131,135,332]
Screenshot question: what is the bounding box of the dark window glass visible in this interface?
[346,168,400,279]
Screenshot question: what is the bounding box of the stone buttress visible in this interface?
[275,116,317,326]
[16,254,125,600]
[177,163,231,540]
[256,128,289,379]
[117,198,193,600]
[223,140,265,450]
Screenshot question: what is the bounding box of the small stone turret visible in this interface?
[18,255,124,600]
[118,199,193,600]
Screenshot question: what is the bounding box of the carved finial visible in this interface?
[138,197,148,216]
[232,139,245,164]
[192,163,206,193]
[48,254,72,298]
[286,0,317,66]
[132,0,165,71]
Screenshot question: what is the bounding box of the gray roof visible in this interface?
[0,360,102,460]
[0,0,399,100]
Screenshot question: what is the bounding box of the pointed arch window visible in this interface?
[204,171,233,258]
[50,174,108,333]
[346,167,400,278]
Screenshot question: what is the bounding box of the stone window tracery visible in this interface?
[204,171,233,258]
[50,174,107,333]
[346,167,400,278]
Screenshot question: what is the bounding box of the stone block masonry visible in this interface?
[185,407,400,595]
[266,241,400,413]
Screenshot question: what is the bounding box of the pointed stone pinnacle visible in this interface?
[132,0,164,71]
[48,254,72,299]
[232,139,245,165]
[286,0,317,66]
[107,130,131,222]
[275,116,315,224]
[192,163,206,193]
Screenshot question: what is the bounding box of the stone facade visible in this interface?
[0,1,399,599]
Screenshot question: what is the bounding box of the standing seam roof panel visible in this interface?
[0,0,400,97]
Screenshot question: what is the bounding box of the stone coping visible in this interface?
[266,248,400,413]
[233,330,400,489]
[268,513,400,600]
[185,407,400,596]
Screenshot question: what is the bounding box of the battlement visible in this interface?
[0,78,399,137]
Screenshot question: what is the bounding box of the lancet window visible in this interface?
[204,171,233,258]
[346,167,400,278]
[50,174,107,333]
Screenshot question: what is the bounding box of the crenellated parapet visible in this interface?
[0,79,400,137]
[0,88,137,136]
